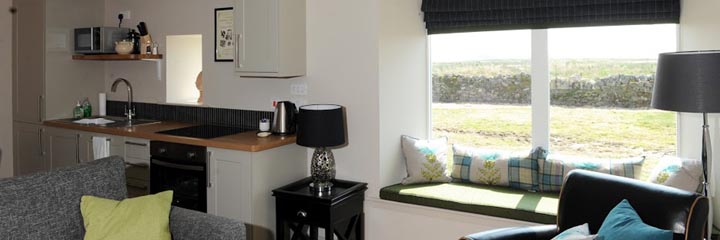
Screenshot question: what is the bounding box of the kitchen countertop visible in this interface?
[44,119,297,152]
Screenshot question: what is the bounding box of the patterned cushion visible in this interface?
[452,145,540,191]
[538,151,644,192]
[647,156,702,193]
[401,135,451,184]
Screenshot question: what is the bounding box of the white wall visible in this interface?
[677,0,720,227]
[305,0,381,192]
[0,0,13,177]
[378,0,429,192]
[104,0,302,112]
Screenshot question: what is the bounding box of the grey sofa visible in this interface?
[0,156,246,240]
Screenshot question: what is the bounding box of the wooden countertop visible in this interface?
[44,119,297,152]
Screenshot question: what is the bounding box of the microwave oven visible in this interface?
[74,27,130,54]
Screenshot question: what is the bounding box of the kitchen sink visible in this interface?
[103,119,161,127]
[69,117,160,128]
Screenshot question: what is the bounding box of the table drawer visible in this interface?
[277,200,329,226]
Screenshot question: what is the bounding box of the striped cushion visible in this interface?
[452,145,540,191]
[538,153,644,192]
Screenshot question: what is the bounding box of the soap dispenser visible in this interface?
[73,101,84,119]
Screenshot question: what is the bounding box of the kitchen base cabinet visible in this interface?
[13,122,47,175]
[79,133,125,163]
[207,144,307,240]
[44,127,82,169]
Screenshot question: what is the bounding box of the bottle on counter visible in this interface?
[81,98,92,118]
[73,101,84,119]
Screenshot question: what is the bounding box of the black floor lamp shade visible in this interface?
[652,51,720,112]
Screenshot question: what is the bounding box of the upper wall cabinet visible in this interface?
[234,0,306,78]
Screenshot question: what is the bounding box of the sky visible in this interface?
[430,24,678,62]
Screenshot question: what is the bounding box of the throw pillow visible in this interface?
[551,223,595,240]
[401,135,451,184]
[451,145,540,191]
[648,156,703,193]
[538,154,644,192]
[596,199,672,240]
[81,190,174,240]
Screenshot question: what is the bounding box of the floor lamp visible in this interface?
[652,50,720,236]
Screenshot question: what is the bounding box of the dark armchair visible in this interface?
[462,169,708,240]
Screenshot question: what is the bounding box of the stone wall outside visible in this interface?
[432,73,654,108]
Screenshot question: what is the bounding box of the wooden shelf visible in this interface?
[72,54,163,61]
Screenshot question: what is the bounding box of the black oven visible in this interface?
[150,141,207,212]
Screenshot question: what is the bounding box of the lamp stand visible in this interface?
[702,112,714,238]
[310,147,336,193]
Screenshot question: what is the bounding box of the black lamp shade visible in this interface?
[652,50,720,113]
[297,104,346,148]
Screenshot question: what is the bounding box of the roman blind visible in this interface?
[422,0,681,34]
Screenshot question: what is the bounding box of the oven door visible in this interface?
[74,27,100,53]
[150,157,207,212]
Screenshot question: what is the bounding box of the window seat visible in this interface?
[379,182,559,224]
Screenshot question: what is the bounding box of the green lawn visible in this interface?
[432,103,677,179]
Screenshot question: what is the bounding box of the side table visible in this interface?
[272,178,368,240]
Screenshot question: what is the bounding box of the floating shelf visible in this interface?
[72,54,163,61]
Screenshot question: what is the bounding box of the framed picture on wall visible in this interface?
[215,7,234,62]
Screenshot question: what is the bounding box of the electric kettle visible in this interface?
[271,101,297,135]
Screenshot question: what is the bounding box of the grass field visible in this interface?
[432,59,657,80]
[432,103,676,179]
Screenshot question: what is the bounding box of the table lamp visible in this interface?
[296,104,346,193]
[652,50,720,233]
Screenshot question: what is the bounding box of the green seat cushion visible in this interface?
[379,182,558,224]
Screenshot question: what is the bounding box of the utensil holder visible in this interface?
[140,34,153,54]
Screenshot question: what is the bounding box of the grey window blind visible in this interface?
[422,0,680,34]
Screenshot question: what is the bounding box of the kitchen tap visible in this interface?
[111,78,135,121]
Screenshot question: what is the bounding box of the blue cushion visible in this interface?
[596,199,672,240]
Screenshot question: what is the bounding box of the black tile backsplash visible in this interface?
[107,101,272,129]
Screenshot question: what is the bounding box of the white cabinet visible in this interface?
[207,144,306,240]
[44,127,82,169]
[13,123,47,175]
[79,132,125,163]
[234,0,306,77]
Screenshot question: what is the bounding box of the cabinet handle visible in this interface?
[76,134,80,163]
[38,95,44,122]
[38,128,44,156]
[235,34,242,68]
[124,141,147,147]
[296,210,308,218]
[206,151,212,188]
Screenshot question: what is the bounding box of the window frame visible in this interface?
[428,26,680,153]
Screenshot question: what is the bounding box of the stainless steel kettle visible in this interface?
[271,101,297,135]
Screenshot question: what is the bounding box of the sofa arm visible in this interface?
[169,207,246,240]
[461,224,557,240]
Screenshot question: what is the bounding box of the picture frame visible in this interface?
[214,7,234,62]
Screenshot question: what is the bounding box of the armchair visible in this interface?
[463,169,708,240]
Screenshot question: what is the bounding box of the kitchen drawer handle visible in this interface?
[125,141,147,147]
[152,159,204,171]
[124,161,149,168]
[296,210,308,218]
[38,128,44,156]
[206,151,212,188]
[38,95,44,122]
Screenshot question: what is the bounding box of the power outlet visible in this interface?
[119,10,131,20]
[290,83,307,96]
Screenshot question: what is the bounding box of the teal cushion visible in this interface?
[597,199,672,240]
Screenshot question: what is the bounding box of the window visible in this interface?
[431,30,531,152]
[166,35,203,104]
[430,24,677,172]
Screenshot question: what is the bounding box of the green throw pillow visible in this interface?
[596,199,672,240]
[81,190,174,240]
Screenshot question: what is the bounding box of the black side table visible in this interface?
[272,178,368,240]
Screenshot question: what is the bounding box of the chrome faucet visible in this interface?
[111,78,135,121]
